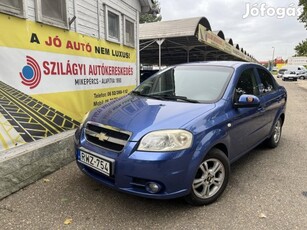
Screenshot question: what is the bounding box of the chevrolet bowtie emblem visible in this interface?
[95,132,109,141]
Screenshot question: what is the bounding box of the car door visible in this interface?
[256,67,283,135]
[228,67,265,160]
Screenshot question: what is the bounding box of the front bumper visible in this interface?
[74,141,195,199]
[282,76,298,81]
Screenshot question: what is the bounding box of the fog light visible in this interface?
[145,182,161,194]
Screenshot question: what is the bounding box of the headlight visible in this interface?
[138,130,193,152]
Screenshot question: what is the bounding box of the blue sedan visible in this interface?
[74,61,287,205]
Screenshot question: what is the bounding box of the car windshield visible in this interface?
[133,65,233,103]
[279,69,287,74]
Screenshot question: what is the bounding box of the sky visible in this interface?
[157,0,306,61]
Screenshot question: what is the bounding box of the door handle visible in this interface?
[258,106,265,112]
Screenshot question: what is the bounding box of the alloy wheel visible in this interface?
[192,158,225,199]
[273,120,282,144]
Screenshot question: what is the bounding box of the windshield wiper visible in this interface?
[131,91,142,96]
[131,91,165,100]
[159,95,200,103]
[131,92,199,103]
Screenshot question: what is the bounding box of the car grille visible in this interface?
[84,121,131,152]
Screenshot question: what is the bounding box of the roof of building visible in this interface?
[139,17,257,66]
[140,17,211,39]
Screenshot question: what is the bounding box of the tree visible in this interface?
[139,0,162,24]
[298,0,307,28]
[294,39,307,56]
[295,1,307,56]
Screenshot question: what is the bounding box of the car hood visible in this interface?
[88,94,215,141]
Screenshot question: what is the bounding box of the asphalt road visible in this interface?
[1,79,307,230]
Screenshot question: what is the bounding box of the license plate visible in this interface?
[79,150,113,176]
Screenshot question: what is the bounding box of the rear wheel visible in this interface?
[185,148,229,206]
[266,118,282,148]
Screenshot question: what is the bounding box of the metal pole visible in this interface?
[272,47,275,66]
[186,47,193,63]
[156,39,165,70]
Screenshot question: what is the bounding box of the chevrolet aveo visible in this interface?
[74,61,287,206]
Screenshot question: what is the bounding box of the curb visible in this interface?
[0,130,75,200]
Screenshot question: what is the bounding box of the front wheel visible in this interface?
[265,118,282,148]
[185,148,230,206]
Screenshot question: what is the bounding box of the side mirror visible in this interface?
[234,94,260,108]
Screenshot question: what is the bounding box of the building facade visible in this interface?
[287,56,307,66]
[0,0,154,151]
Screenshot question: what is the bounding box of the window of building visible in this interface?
[0,0,25,18]
[124,17,135,47]
[106,7,121,43]
[35,0,67,29]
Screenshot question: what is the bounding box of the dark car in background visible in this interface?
[140,69,159,83]
[74,61,287,206]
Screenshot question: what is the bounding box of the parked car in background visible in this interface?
[277,65,307,78]
[74,61,287,206]
[277,68,287,78]
[283,65,306,72]
[298,71,307,80]
[272,67,278,73]
[282,71,298,81]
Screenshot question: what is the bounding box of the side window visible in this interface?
[151,69,175,94]
[35,0,68,29]
[0,0,25,18]
[234,68,259,101]
[106,7,121,43]
[124,16,135,47]
[257,68,276,94]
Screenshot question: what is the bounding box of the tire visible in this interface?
[265,118,282,148]
[185,148,230,206]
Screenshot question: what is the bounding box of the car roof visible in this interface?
[173,61,261,68]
